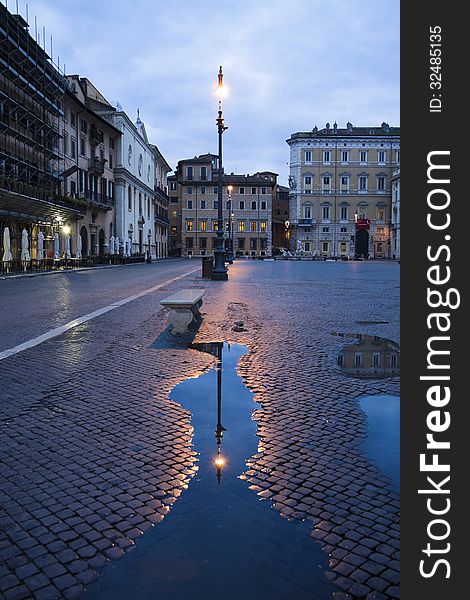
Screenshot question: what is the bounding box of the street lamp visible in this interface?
[211,66,229,280]
[226,185,234,263]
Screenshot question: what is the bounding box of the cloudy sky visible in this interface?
[9,0,399,184]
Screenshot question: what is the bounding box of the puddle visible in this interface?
[86,342,337,600]
[333,332,400,378]
[360,394,400,491]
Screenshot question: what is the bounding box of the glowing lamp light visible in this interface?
[62,225,71,235]
[214,456,225,468]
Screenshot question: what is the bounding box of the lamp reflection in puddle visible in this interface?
[214,342,227,483]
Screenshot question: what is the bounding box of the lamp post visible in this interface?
[214,343,226,483]
[211,66,228,280]
[226,185,234,263]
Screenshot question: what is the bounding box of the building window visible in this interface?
[251,187,256,195]
[340,242,347,253]
[251,201,257,210]
[147,198,150,218]
[390,354,398,367]
[322,176,331,193]
[340,227,347,233]
[80,137,86,156]
[70,111,76,128]
[187,166,193,180]
[377,176,386,192]
[213,200,218,209]
[80,118,87,134]
[378,151,386,164]
[139,193,142,214]
[239,221,245,232]
[396,150,400,164]
[340,206,348,220]
[260,221,267,232]
[359,176,368,192]
[128,186,132,211]
[109,137,115,150]
[305,150,312,162]
[341,151,349,163]
[261,200,267,210]
[109,153,113,169]
[238,238,245,249]
[377,207,385,221]
[360,150,368,163]
[187,186,193,195]
[261,187,266,194]
[170,181,177,191]
[71,137,76,159]
[186,220,193,231]
[303,203,312,219]
[187,200,193,209]
[358,206,368,219]
[200,166,207,180]
[322,226,329,233]
[200,186,206,195]
[250,238,257,250]
[239,200,245,210]
[213,186,219,194]
[355,352,362,367]
[200,220,207,232]
[213,221,219,231]
[322,205,330,220]
[186,237,194,248]
[323,150,331,163]
[239,187,245,194]
[200,199,206,209]
[322,242,329,253]
[250,221,257,232]
[304,176,312,186]
[200,237,207,249]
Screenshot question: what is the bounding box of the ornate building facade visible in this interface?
[287,122,400,258]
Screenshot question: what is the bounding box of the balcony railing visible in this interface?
[82,190,114,208]
[298,218,315,226]
[88,157,106,175]
[155,214,170,225]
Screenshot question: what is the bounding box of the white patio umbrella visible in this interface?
[65,235,71,259]
[21,229,31,265]
[2,227,13,262]
[53,232,60,259]
[109,235,115,255]
[115,236,120,255]
[76,234,82,259]
[37,231,45,260]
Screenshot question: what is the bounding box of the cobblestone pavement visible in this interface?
[0,259,399,600]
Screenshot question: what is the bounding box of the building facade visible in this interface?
[272,184,290,253]
[286,122,400,258]
[391,168,400,260]
[171,154,276,258]
[151,145,171,258]
[1,5,83,266]
[63,76,120,258]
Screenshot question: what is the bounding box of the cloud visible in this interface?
[17,0,399,184]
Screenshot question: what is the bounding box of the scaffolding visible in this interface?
[0,2,67,205]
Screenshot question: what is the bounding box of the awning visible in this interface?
[0,189,84,224]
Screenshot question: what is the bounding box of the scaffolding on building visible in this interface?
[0,2,85,270]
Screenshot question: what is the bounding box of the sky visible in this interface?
[6,0,400,185]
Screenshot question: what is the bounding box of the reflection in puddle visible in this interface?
[334,332,400,378]
[360,394,400,491]
[87,342,337,600]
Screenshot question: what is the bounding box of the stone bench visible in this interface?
[160,288,205,334]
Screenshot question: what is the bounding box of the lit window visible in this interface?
[186,220,193,231]
[200,220,207,232]
[251,221,257,232]
[260,221,267,232]
[239,221,245,232]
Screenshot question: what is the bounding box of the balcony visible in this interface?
[154,184,169,202]
[83,190,114,209]
[155,214,170,225]
[298,218,314,226]
[88,157,107,176]
[90,125,104,146]
[355,218,370,230]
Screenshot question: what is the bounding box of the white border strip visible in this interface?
[0,267,201,362]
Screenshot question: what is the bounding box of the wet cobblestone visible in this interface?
[1,260,399,599]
